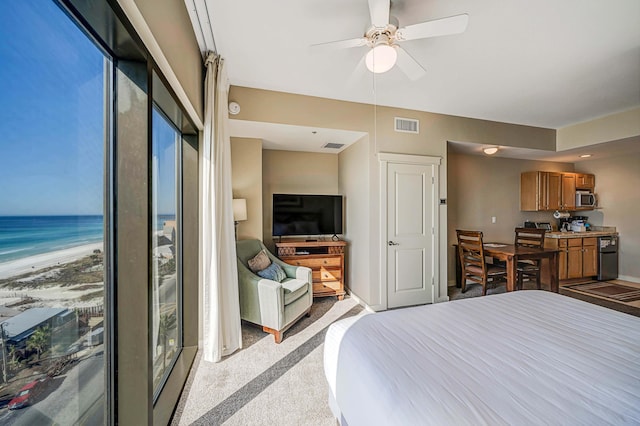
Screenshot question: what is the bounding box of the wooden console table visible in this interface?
[275,239,347,300]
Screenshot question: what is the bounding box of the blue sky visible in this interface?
[152,108,178,217]
[0,0,105,215]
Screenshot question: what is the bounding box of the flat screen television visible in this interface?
[272,194,343,237]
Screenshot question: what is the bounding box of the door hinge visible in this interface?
[431,176,435,184]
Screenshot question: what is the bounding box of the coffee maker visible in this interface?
[558,217,572,232]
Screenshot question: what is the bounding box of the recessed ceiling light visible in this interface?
[483,147,498,155]
[579,154,592,158]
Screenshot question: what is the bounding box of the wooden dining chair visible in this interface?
[514,227,547,290]
[456,230,507,296]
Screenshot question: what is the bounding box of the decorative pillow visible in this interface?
[248,249,271,273]
[257,262,287,283]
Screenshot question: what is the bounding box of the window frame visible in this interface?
[55,0,200,423]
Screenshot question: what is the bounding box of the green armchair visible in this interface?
[236,239,313,343]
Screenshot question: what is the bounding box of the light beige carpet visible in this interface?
[171,296,363,425]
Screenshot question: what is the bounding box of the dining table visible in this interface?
[454,243,560,293]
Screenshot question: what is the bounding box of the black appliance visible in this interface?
[524,221,552,230]
[558,217,572,232]
[272,194,343,237]
[597,236,619,281]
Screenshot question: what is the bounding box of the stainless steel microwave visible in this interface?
[576,191,596,207]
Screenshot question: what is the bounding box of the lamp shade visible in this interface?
[233,198,247,222]
[365,44,397,73]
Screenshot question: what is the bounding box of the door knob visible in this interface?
[388,241,399,246]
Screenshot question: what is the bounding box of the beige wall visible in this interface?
[262,150,339,248]
[230,85,557,308]
[575,153,640,281]
[131,0,204,125]
[447,151,575,284]
[557,107,640,151]
[231,138,263,240]
[338,137,372,303]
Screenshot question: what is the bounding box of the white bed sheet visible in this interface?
[324,291,640,425]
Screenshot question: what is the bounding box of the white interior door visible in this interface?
[382,155,438,309]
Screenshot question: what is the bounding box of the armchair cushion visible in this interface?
[257,262,286,282]
[281,278,309,305]
[248,249,271,273]
[236,239,313,343]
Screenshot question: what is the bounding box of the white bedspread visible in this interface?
[324,291,640,425]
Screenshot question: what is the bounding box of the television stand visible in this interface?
[275,238,347,300]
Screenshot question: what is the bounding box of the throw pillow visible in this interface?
[248,249,271,273]
[257,262,287,283]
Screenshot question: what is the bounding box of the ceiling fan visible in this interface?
[311,0,469,80]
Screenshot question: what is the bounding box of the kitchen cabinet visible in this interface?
[566,238,583,278]
[561,173,576,210]
[545,236,598,282]
[582,237,598,276]
[575,173,595,190]
[520,171,574,211]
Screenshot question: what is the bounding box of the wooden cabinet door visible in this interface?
[582,238,598,277]
[520,171,543,211]
[575,173,595,190]
[561,173,576,210]
[558,248,568,280]
[567,245,583,278]
[546,172,562,210]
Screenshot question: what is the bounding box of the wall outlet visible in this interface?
[491,216,497,224]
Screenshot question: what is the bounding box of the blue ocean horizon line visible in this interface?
[0,214,176,264]
[0,215,104,264]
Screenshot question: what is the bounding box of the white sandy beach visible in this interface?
[0,242,103,280]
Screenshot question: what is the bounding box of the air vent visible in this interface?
[394,117,419,134]
[322,142,345,149]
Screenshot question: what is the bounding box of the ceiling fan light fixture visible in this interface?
[365,44,397,73]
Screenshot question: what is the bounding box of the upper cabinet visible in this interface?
[561,173,576,210]
[520,171,592,211]
[575,173,595,190]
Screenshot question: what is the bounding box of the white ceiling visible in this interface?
[229,120,367,153]
[448,135,640,163]
[187,0,640,158]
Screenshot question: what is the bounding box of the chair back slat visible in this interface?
[514,228,546,248]
[457,230,486,279]
[513,227,546,290]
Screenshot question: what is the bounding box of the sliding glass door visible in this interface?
[151,106,182,396]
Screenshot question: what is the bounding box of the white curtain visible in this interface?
[200,53,242,362]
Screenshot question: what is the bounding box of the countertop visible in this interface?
[546,231,618,238]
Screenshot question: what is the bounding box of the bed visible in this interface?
[324,291,640,425]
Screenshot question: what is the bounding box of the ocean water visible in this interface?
[0,215,177,264]
[0,215,104,263]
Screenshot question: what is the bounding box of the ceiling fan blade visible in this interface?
[368,0,390,28]
[346,55,370,88]
[396,46,427,81]
[310,37,368,52]
[396,13,469,41]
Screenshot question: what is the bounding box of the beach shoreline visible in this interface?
[0,242,104,280]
